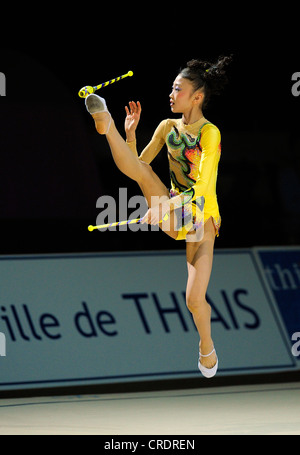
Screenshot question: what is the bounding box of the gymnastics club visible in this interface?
[78,70,133,98]
[88,213,169,231]
[88,218,140,231]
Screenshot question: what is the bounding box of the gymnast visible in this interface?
[84,56,232,377]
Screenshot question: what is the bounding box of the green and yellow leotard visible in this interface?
[127,117,221,239]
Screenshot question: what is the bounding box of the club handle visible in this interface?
[79,71,133,98]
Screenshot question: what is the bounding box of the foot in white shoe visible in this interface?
[85,94,112,134]
[198,347,218,378]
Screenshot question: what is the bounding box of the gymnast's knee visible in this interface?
[186,297,211,315]
[138,160,154,184]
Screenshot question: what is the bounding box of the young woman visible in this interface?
[85,56,231,377]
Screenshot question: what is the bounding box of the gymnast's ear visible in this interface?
[193,90,204,106]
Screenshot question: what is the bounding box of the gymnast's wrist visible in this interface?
[162,200,173,216]
[126,134,136,143]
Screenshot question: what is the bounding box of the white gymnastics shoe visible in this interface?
[198,347,218,378]
[85,94,112,134]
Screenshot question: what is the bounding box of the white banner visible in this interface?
[0,250,296,390]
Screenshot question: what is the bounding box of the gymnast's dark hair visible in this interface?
[180,55,233,109]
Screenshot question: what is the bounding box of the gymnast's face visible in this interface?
[169,75,203,113]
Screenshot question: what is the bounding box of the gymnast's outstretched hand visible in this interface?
[125,101,142,142]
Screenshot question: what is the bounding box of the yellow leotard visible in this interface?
[127,117,221,239]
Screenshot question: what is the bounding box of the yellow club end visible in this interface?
[78,86,94,98]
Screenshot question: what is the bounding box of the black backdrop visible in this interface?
[1,13,299,255]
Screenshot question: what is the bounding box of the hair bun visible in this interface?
[187,56,232,79]
[186,59,210,74]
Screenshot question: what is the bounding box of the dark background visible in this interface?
[1,13,299,255]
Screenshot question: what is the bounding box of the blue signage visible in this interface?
[256,248,300,342]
